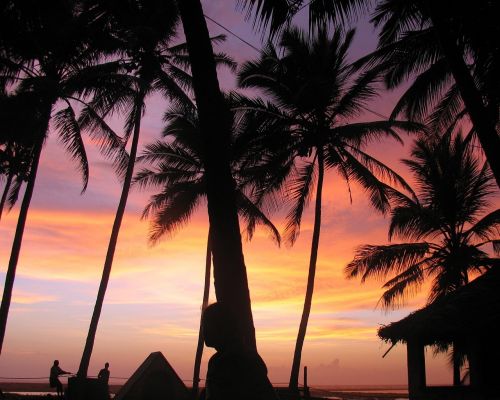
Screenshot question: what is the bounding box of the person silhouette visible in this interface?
[202,302,277,400]
[49,360,70,398]
[98,362,110,397]
[98,362,110,385]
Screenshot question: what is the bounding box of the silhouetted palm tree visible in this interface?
[346,131,499,304]
[0,93,42,222]
[238,27,422,391]
[177,0,259,350]
[356,0,500,187]
[0,142,32,221]
[74,0,187,377]
[75,0,236,377]
[134,98,281,398]
[0,1,125,356]
[241,0,500,187]
[346,131,499,384]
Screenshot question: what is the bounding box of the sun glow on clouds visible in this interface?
[12,290,58,304]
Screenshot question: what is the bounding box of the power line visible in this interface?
[362,106,391,120]
[204,14,261,53]
[204,13,392,120]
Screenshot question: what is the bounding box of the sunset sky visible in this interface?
[0,1,497,388]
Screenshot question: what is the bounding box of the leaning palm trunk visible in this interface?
[0,171,13,222]
[191,230,212,399]
[428,7,500,188]
[0,129,46,356]
[289,151,325,392]
[178,0,256,350]
[77,94,143,377]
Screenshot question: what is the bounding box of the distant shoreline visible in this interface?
[0,382,409,399]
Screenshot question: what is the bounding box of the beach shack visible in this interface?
[114,351,189,400]
[378,268,500,400]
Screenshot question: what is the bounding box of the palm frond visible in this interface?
[493,240,500,256]
[345,242,430,282]
[7,175,23,211]
[466,209,500,241]
[333,63,384,119]
[284,159,316,245]
[388,204,437,241]
[145,180,205,244]
[390,58,452,121]
[78,104,129,179]
[53,105,89,192]
[236,189,281,246]
[330,120,424,148]
[337,149,392,214]
[379,261,426,309]
[428,84,465,131]
[346,146,415,195]
[237,0,369,38]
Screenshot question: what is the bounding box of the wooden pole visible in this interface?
[303,366,310,398]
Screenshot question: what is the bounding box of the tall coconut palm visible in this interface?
[134,97,281,398]
[238,27,423,391]
[75,0,237,377]
[240,0,500,187]
[177,0,261,351]
[355,0,500,187]
[0,1,126,356]
[345,131,500,382]
[75,0,181,377]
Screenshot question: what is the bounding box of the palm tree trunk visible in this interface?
[429,6,500,188]
[191,229,212,399]
[0,171,13,222]
[77,96,143,378]
[178,0,256,350]
[0,131,45,356]
[289,150,325,392]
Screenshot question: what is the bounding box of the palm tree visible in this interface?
[134,98,281,398]
[345,131,500,383]
[75,0,182,378]
[177,0,259,350]
[239,0,500,186]
[0,1,125,356]
[238,27,422,391]
[0,93,40,221]
[355,0,500,187]
[74,0,236,377]
[0,141,32,221]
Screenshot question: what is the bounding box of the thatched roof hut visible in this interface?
[378,268,500,400]
[114,351,189,400]
[379,267,500,346]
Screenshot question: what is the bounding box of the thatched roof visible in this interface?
[378,268,500,346]
[114,351,189,400]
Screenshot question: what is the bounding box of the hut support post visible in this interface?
[303,366,310,398]
[407,340,426,400]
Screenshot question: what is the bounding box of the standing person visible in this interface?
[50,360,70,398]
[98,362,110,384]
[98,362,110,398]
[202,303,277,400]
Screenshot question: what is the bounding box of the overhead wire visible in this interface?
[203,12,392,120]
